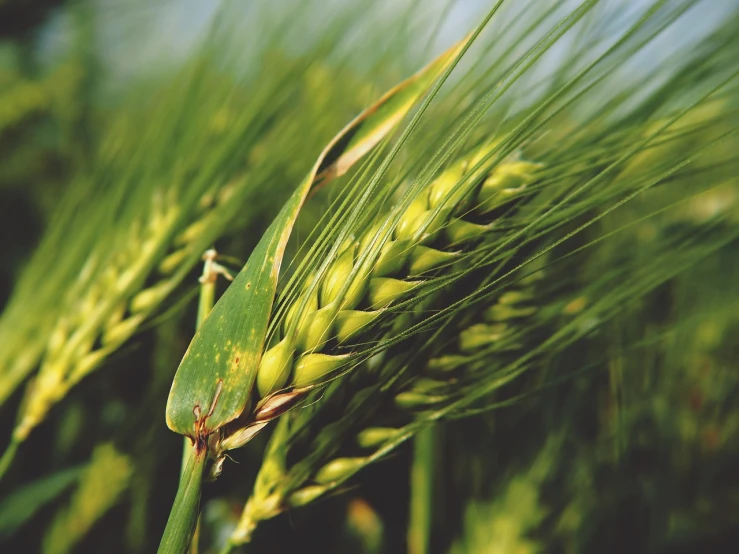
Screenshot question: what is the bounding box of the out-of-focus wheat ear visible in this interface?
[42,444,132,554]
[3,199,184,463]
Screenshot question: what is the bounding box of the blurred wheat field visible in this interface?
[0,1,738,553]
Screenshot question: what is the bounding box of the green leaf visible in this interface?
[0,466,82,538]
[165,34,472,440]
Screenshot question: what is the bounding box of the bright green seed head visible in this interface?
[422,207,452,240]
[356,427,400,449]
[314,457,367,484]
[394,390,439,409]
[256,338,294,397]
[445,219,491,244]
[477,160,539,212]
[468,139,502,166]
[101,314,144,347]
[395,196,429,240]
[289,485,330,508]
[321,245,356,306]
[408,245,459,276]
[292,352,350,387]
[368,277,420,310]
[498,290,533,305]
[130,282,170,313]
[284,289,319,337]
[428,140,501,210]
[321,244,368,310]
[428,170,464,210]
[427,354,469,373]
[296,304,335,353]
[357,220,383,253]
[372,239,412,277]
[158,248,189,275]
[358,220,383,254]
[335,309,383,343]
[412,377,446,393]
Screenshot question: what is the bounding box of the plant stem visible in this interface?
[158,445,208,554]
[0,439,19,481]
[178,249,221,553]
[196,251,218,331]
[408,427,437,554]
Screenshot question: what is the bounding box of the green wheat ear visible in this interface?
[250,142,535,396]
[159,31,476,554]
